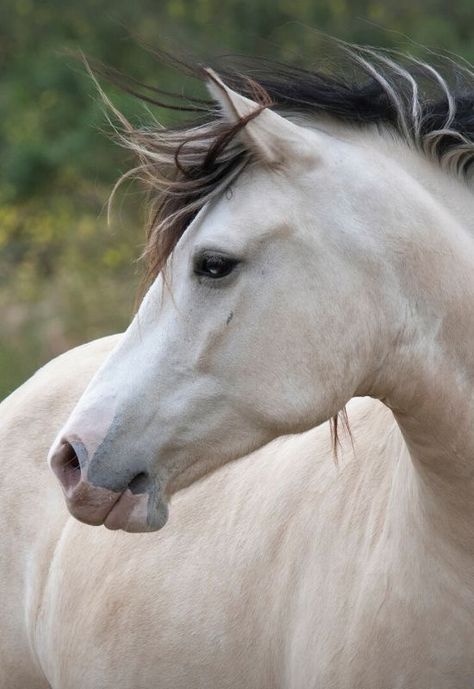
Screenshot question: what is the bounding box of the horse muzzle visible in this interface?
[49,439,168,532]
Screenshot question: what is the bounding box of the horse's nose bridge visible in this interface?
[57,385,119,458]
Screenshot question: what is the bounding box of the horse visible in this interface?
[2,45,474,687]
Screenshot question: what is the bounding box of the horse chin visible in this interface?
[104,488,169,533]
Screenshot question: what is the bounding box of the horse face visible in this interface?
[49,78,405,532]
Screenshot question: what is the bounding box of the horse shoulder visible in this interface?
[0,334,121,689]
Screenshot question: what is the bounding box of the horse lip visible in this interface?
[103,488,169,533]
[64,482,122,526]
[60,471,169,532]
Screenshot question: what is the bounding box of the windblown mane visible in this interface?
[95,45,474,291]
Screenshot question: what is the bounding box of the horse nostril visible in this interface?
[128,472,150,495]
[50,441,83,494]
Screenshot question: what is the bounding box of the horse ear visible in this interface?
[205,68,310,166]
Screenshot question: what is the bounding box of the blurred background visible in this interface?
[1,0,473,400]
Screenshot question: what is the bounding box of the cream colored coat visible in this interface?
[1,335,474,689]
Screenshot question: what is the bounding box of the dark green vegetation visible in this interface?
[1,0,473,399]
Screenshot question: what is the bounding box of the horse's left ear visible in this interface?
[205,68,312,166]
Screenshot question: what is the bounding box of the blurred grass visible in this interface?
[1,0,474,399]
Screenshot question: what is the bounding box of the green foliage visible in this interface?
[1,0,474,399]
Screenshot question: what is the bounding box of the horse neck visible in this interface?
[368,147,474,550]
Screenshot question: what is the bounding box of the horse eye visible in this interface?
[194,253,239,279]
